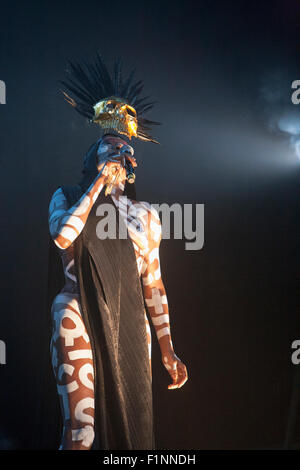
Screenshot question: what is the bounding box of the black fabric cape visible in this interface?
[72,188,155,449]
[34,179,155,450]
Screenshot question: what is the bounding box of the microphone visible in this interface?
[124,160,135,184]
[120,146,136,184]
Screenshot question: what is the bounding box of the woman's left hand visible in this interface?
[162,350,188,390]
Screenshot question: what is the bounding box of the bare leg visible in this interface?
[50,292,95,450]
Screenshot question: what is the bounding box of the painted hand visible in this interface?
[162,351,188,390]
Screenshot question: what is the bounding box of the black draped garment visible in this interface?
[72,189,155,449]
[34,141,155,450]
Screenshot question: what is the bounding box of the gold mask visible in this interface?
[93,96,138,139]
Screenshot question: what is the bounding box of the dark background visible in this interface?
[0,0,300,450]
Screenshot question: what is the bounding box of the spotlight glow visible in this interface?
[276,111,300,159]
[291,136,300,159]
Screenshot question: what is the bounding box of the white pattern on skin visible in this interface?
[71,425,95,448]
[48,135,188,450]
[50,293,95,450]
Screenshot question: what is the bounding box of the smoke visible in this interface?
[291,135,300,159]
[259,70,300,159]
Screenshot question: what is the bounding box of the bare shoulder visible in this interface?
[49,187,68,214]
[131,199,161,222]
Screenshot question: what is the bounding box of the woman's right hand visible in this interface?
[96,135,137,186]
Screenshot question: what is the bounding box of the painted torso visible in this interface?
[58,193,157,294]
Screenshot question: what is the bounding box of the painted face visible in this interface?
[96,135,136,187]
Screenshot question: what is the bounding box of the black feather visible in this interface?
[114,57,122,96]
[60,51,160,142]
[67,61,97,97]
[137,103,155,114]
[95,53,114,95]
[131,94,150,106]
[121,68,136,99]
[140,118,162,126]
[136,100,158,114]
[127,80,143,102]
[59,80,95,105]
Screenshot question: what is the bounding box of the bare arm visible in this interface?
[48,136,136,249]
[141,205,188,390]
[48,170,107,249]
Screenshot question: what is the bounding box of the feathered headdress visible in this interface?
[60,52,161,144]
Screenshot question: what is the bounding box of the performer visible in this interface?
[47,53,188,450]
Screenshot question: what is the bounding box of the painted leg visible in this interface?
[50,293,95,450]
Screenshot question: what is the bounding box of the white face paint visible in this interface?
[97,136,134,166]
[97,143,109,154]
[96,142,109,171]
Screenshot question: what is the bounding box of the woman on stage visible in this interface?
[47,54,188,450]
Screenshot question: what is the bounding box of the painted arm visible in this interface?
[48,170,107,249]
[49,136,136,249]
[142,207,188,390]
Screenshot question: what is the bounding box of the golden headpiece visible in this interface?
[60,52,161,144]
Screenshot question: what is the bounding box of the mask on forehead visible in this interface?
[60,53,161,144]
